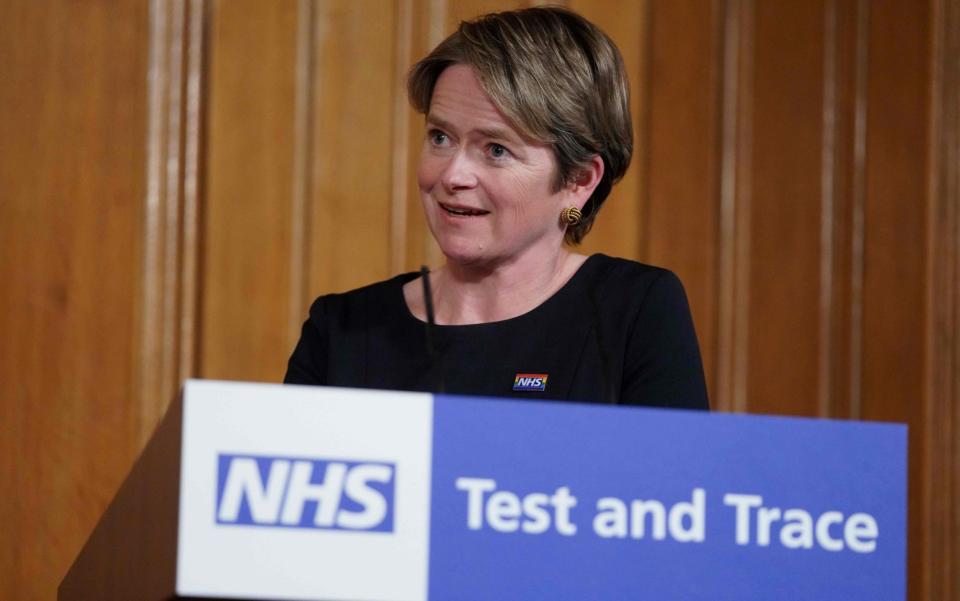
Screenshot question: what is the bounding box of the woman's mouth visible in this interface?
[440,202,490,217]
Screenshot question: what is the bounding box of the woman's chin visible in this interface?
[440,247,487,266]
[436,239,493,267]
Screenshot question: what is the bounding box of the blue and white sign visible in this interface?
[176,381,433,601]
[215,454,395,532]
[429,396,905,600]
[175,381,906,601]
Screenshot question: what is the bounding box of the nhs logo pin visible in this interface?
[513,373,548,392]
[215,453,395,532]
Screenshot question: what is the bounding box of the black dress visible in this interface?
[284,254,709,409]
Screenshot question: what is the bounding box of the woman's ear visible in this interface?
[570,155,605,209]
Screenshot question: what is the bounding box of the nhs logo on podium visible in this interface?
[215,453,395,532]
[177,383,432,601]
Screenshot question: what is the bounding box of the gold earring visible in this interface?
[560,206,582,226]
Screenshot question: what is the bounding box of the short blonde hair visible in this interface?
[408,7,633,244]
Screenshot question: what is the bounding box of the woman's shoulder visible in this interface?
[305,272,417,320]
[577,255,694,333]
[583,254,685,295]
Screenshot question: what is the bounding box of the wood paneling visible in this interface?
[860,2,932,595]
[446,0,526,28]
[924,1,960,597]
[746,0,825,416]
[820,0,866,422]
[645,0,722,400]
[400,0,441,273]
[137,0,206,444]
[0,1,150,599]
[716,0,754,413]
[574,0,647,262]
[200,0,300,382]
[307,0,398,295]
[861,1,930,423]
[2,1,957,600]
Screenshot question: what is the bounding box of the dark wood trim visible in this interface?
[923,0,960,598]
[181,0,205,393]
[818,0,838,418]
[288,0,316,345]
[390,0,414,274]
[137,0,206,447]
[716,0,753,413]
[847,0,869,421]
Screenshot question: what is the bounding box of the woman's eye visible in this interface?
[488,143,509,159]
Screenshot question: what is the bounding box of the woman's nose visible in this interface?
[440,151,478,192]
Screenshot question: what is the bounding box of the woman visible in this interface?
[285,7,708,410]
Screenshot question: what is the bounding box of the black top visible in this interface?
[284,254,709,409]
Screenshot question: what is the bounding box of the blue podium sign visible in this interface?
[429,395,905,600]
[175,382,905,601]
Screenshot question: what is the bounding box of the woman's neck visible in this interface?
[423,250,587,325]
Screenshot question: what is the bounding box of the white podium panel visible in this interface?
[176,381,433,601]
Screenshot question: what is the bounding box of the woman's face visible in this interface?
[418,64,577,268]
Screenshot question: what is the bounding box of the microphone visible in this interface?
[420,266,446,393]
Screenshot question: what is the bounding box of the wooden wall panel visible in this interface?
[446,0,526,28]
[746,1,825,416]
[137,0,206,443]
[860,1,932,596]
[645,0,723,400]
[574,0,647,262]
[200,0,299,382]
[925,2,960,597]
[0,1,150,600]
[861,3,930,421]
[715,0,754,413]
[3,1,957,600]
[399,0,441,274]
[820,0,865,422]
[308,0,398,295]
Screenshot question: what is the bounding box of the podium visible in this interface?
[61,380,907,600]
